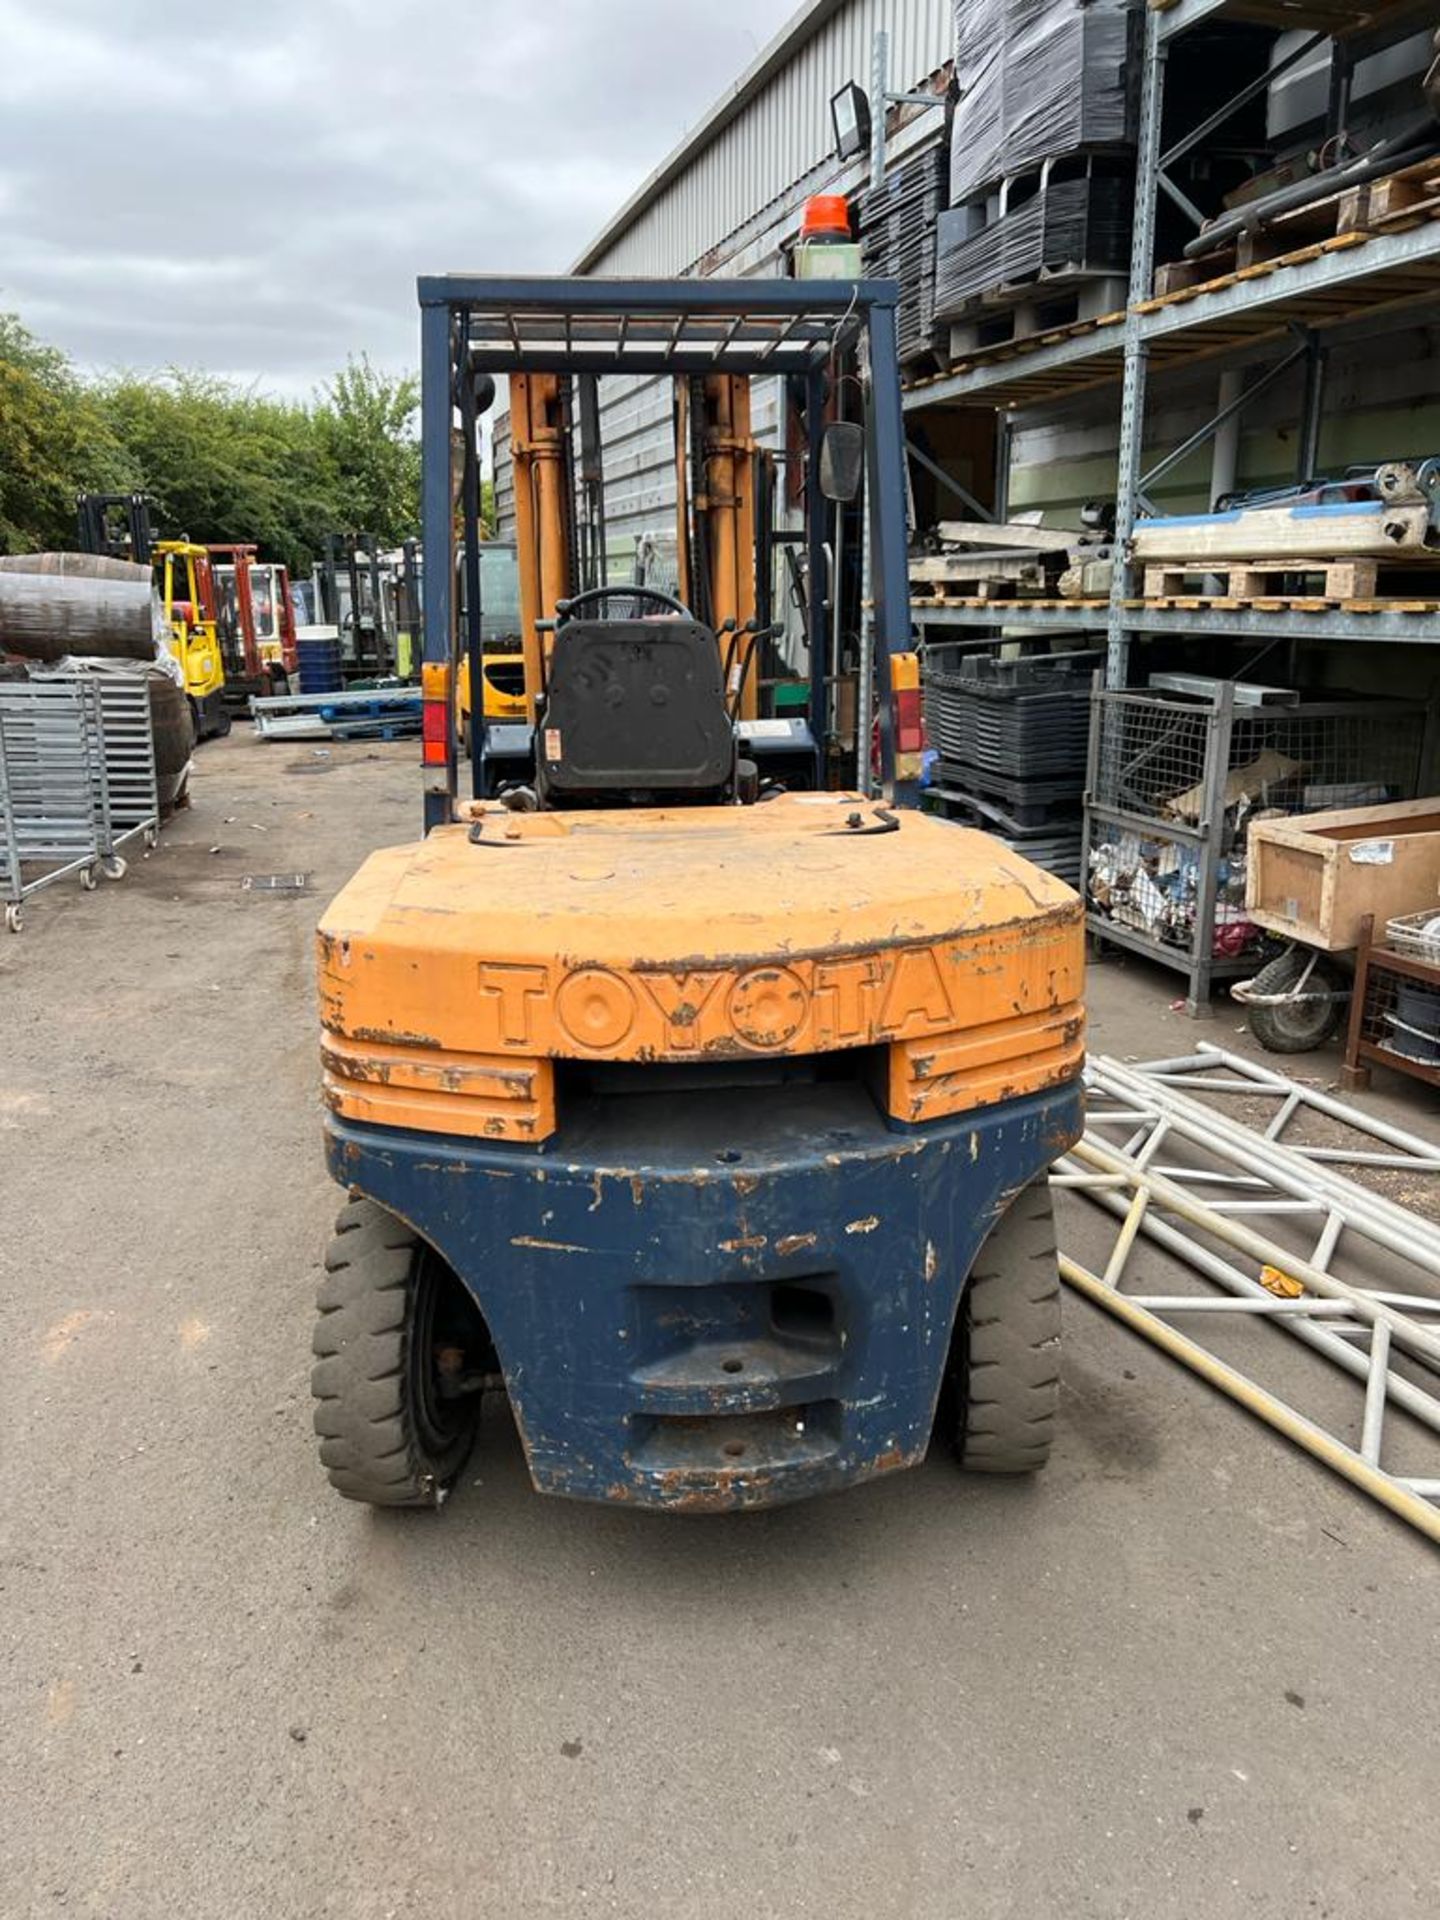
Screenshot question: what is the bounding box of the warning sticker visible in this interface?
[544,728,563,760]
[1349,839,1394,866]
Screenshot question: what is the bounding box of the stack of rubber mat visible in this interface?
[857,146,948,368]
[922,650,1098,885]
[933,176,1131,321]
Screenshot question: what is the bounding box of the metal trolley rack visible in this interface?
[0,679,108,931]
[83,673,161,866]
[0,673,160,933]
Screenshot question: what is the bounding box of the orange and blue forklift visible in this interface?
[311,276,1084,1513]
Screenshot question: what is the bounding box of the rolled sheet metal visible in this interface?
[0,553,160,662]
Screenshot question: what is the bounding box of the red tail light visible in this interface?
[895,686,925,756]
[422,700,448,765]
[421,663,450,766]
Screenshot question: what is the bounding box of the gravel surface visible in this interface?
[2,735,1437,1919]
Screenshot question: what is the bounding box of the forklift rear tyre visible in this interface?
[311,1197,487,1508]
[948,1179,1062,1474]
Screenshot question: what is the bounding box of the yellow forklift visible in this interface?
[311,276,1085,1513]
[74,497,229,742]
[455,538,528,738]
[153,540,230,740]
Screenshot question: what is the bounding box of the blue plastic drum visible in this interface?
[297,637,342,695]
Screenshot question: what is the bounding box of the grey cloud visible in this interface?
[0,0,790,392]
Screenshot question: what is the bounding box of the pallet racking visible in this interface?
[903,0,1440,1005]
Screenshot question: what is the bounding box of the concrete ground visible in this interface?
[2,735,1437,1920]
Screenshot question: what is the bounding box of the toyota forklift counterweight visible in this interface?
[312,276,1085,1513]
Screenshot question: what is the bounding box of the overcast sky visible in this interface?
[0,0,796,397]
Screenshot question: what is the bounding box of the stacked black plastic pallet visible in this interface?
[923,651,1098,886]
[933,175,1131,322]
[933,0,1140,336]
[949,0,1139,206]
[857,146,949,368]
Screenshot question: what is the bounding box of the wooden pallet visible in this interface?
[1337,157,1440,236]
[910,575,1058,603]
[1152,156,1440,299]
[1130,592,1440,615]
[1138,555,1440,601]
[913,595,1109,616]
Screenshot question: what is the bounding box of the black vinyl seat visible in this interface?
[536,618,736,804]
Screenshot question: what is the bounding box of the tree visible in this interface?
[0,312,422,571]
[314,356,420,548]
[96,370,337,577]
[0,314,129,552]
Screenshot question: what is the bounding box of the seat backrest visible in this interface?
[537,618,734,801]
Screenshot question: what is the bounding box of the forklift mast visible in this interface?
[76,491,154,565]
[206,543,300,684]
[421,278,909,830]
[319,531,394,679]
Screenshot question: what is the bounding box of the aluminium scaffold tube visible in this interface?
[1065,1133,1440,1371]
[1058,1253,1440,1547]
[1101,1049,1440,1213]
[1136,1044,1440,1171]
[1052,1158,1440,1437]
[1087,1073,1440,1298]
[1058,1052,1440,1544]
[1087,1058,1440,1287]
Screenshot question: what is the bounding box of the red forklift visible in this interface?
[206,544,299,702]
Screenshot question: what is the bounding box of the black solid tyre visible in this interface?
[311,1197,487,1507]
[1244,947,1345,1054]
[948,1180,1062,1473]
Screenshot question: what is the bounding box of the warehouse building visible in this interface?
[572,0,952,280]
[505,0,1440,530]
[496,1,956,562]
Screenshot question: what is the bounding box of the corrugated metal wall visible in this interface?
[495,2,953,557]
[585,0,953,277]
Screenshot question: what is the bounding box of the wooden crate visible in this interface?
[1247,797,1440,951]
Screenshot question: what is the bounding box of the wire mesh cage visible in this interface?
[1084,685,1428,1006]
[1091,693,1423,827]
[1358,959,1440,1069]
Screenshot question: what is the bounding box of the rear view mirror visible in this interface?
[819,421,864,503]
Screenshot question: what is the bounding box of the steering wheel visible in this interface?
[554,585,696,625]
